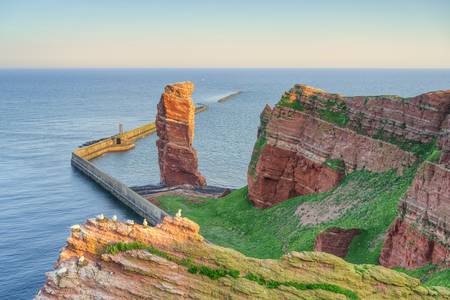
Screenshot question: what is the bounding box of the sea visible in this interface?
[0,68,449,299]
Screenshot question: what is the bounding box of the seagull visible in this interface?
[176,209,182,218]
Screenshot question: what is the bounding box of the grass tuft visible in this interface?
[394,264,450,288]
[244,273,359,299]
[324,159,346,172]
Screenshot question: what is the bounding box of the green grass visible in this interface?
[104,241,241,281]
[248,135,266,177]
[244,273,359,300]
[324,159,346,173]
[318,108,349,127]
[394,264,450,288]
[373,129,436,159]
[276,95,304,111]
[105,241,146,254]
[157,165,418,263]
[426,148,441,163]
[104,242,359,298]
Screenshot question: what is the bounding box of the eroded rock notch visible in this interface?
[314,227,360,258]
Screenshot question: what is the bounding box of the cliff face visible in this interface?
[248,85,449,208]
[156,82,206,187]
[380,162,450,269]
[248,85,449,268]
[294,85,450,144]
[37,216,450,299]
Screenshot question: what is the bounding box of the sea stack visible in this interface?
[156,82,206,187]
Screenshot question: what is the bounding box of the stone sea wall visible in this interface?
[71,153,168,225]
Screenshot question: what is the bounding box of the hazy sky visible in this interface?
[1,0,449,68]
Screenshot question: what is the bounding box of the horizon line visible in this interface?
[1,66,450,70]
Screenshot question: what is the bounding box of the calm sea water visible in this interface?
[0,69,449,299]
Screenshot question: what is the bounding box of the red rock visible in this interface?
[380,162,450,269]
[248,85,450,208]
[248,105,415,208]
[248,144,344,208]
[380,218,449,268]
[315,227,360,258]
[156,82,206,187]
[37,216,449,299]
[439,114,450,168]
[294,84,450,144]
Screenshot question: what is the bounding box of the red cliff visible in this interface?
[156,82,206,187]
[248,85,449,208]
[37,216,450,299]
[315,228,360,258]
[380,162,450,269]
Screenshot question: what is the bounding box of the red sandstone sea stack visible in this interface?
[156,82,206,187]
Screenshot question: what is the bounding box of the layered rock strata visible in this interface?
[315,228,360,258]
[156,82,206,187]
[380,162,450,268]
[37,216,450,299]
[290,85,450,144]
[248,85,450,208]
[248,105,416,208]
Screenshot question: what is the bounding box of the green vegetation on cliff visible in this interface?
[248,135,266,177]
[324,159,346,172]
[105,241,241,280]
[317,98,349,127]
[276,95,304,111]
[158,163,448,288]
[158,165,418,264]
[395,264,450,288]
[104,241,359,299]
[373,129,437,158]
[244,273,359,300]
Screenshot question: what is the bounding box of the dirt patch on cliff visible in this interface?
[296,200,356,225]
[295,182,360,225]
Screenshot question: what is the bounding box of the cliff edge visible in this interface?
[37,215,450,299]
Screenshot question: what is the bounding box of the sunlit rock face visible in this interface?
[156,82,206,187]
[36,215,450,299]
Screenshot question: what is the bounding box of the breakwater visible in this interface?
[71,104,207,225]
[71,153,168,225]
[217,91,242,103]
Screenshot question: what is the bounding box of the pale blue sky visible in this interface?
[1,0,449,68]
